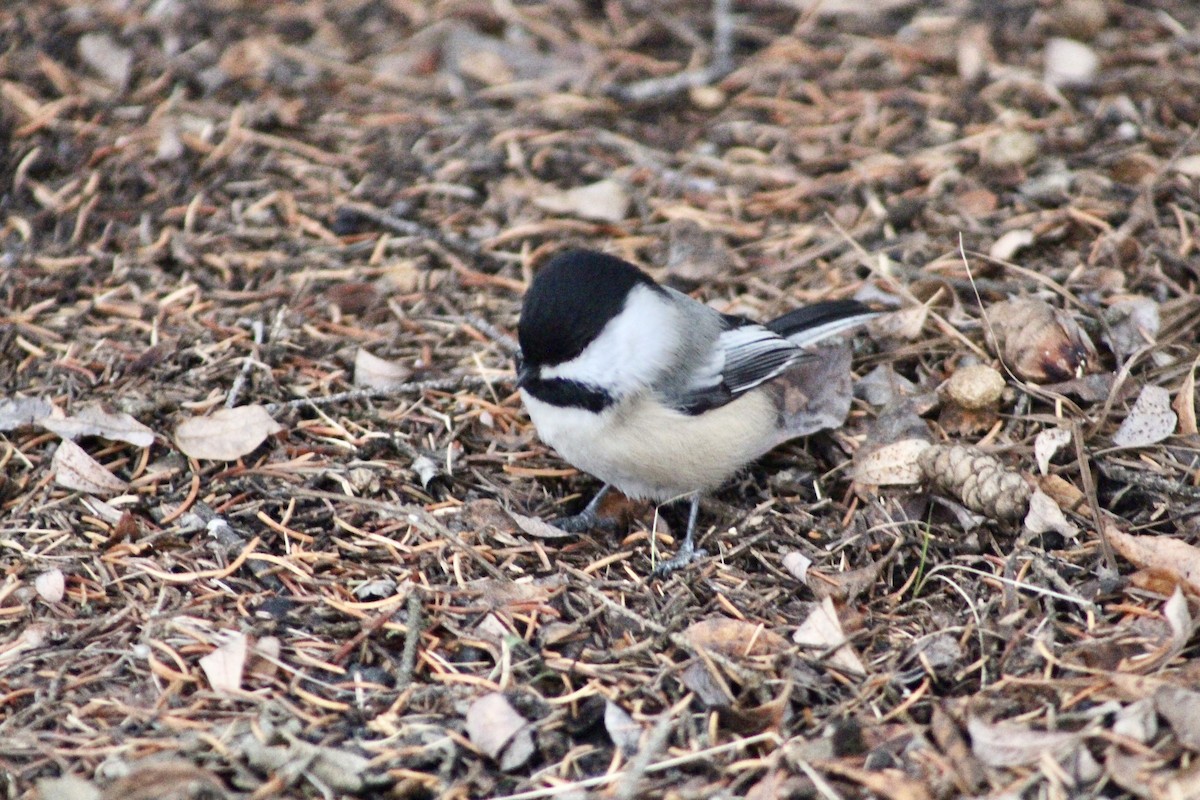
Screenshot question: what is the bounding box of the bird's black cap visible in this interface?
[518,250,659,367]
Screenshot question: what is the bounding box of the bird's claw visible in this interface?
[652,540,708,577]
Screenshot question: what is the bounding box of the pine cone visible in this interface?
[918,444,1030,522]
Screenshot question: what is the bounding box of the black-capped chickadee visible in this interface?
[516,249,877,573]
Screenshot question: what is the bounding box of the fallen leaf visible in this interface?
[0,396,53,431]
[782,551,811,582]
[685,617,789,658]
[989,229,1034,261]
[34,776,100,800]
[792,597,865,675]
[1102,296,1160,362]
[533,178,629,223]
[1023,489,1078,538]
[353,348,413,390]
[510,511,573,539]
[40,402,155,447]
[1105,521,1200,595]
[1154,686,1200,751]
[1112,385,1176,448]
[967,716,1082,767]
[1034,427,1072,475]
[604,700,641,756]
[465,693,534,771]
[175,405,283,460]
[52,439,129,496]
[1174,357,1198,436]
[199,631,247,693]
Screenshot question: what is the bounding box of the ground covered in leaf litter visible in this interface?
[3,0,1200,798]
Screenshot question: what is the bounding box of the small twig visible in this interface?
[1099,462,1200,500]
[339,201,501,268]
[465,314,519,355]
[396,590,424,688]
[609,0,735,103]
[264,376,493,413]
[226,318,265,408]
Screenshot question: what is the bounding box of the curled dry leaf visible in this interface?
[353,348,413,390]
[989,229,1034,261]
[793,597,865,675]
[199,631,248,694]
[987,298,1095,383]
[918,444,1030,522]
[1112,385,1176,448]
[942,364,1005,410]
[853,438,932,486]
[1174,358,1198,436]
[465,693,535,771]
[1023,489,1078,538]
[175,405,283,461]
[782,551,811,582]
[1034,427,1072,475]
[52,439,129,496]
[40,402,155,447]
[684,617,789,658]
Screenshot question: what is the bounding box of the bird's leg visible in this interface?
[652,493,709,576]
[553,484,616,533]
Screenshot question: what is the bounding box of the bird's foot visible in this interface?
[552,506,620,533]
[651,538,708,577]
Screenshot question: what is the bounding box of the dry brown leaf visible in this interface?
[465,693,534,771]
[40,402,155,447]
[685,617,789,658]
[353,348,413,390]
[175,405,283,461]
[199,631,247,694]
[792,597,865,675]
[1112,385,1176,448]
[1154,686,1200,751]
[509,511,574,539]
[52,439,129,496]
[1175,357,1199,436]
[1105,521,1200,595]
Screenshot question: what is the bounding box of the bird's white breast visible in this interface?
[521,388,781,502]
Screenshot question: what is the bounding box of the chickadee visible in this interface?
[516,249,877,573]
